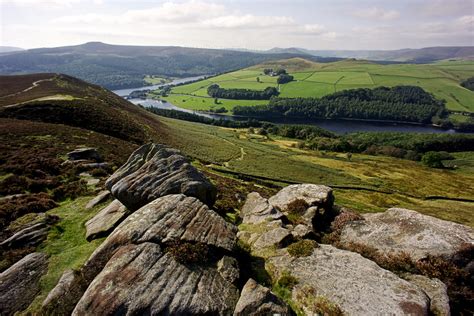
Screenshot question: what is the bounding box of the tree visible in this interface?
[256,77,260,83]
[421,151,444,168]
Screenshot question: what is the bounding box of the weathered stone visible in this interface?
[268,184,333,211]
[53,194,238,314]
[269,244,430,315]
[81,162,109,169]
[105,143,217,210]
[340,208,474,261]
[0,222,48,249]
[253,227,292,250]
[240,192,283,224]
[291,224,315,239]
[67,147,101,161]
[85,199,128,241]
[217,256,240,284]
[85,190,110,209]
[233,278,291,316]
[73,243,240,315]
[41,269,88,315]
[0,252,48,315]
[405,274,451,316]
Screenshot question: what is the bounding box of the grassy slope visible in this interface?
[160,58,474,113]
[158,116,474,226]
[0,73,167,143]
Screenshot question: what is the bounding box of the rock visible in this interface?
[217,256,240,284]
[253,227,293,250]
[67,147,101,162]
[105,143,217,210]
[233,278,291,316]
[405,274,451,316]
[0,222,49,249]
[85,199,128,241]
[81,162,109,169]
[240,192,283,224]
[54,194,238,314]
[340,208,474,261]
[73,242,240,315]
[268,184,334,212]
[269,244,431,315]
[291,224,315,239]
[0,252,48,315]
[85,190,111,209]
[41,269,88,315]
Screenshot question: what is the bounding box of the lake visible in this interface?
[114,82,461,135]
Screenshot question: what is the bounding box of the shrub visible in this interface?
[287,239,318,257]
[0,175,29,195]
[277,271,298,290]
[52,180,88,201]
[285,199,309,224]
[165,240,210,265]
[89,168,108,177]
[421,151,445,168]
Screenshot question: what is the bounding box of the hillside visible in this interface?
[0,42,312,89]
[158,58,474,115]
[0,73,166,143]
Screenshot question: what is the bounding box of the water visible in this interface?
[112,75,207,97]
[114,80,462,135]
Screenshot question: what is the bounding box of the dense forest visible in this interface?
[461,76,474,91]
[207,84,279,100]
[234,86,446,124]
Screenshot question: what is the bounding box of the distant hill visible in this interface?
[0,73,165,143]
[276,46,474,63]
[0,46,24,54]
[0,42,311,89]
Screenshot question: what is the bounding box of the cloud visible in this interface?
[419,0,473,17]
[301,24,326,35]
[202,15,294,28]
[353,7,400,21]
[1,0,84,6]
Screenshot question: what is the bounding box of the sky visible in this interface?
[0,0,473,50]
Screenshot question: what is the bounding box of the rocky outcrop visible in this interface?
[269,245,431,315]
[60,194,239,315]
[240,192,284,224]
[0,252,48,315]
[340,208,474,261]
[85,190,110,209]
[85,199,128,241]
[73,242,239,315]
[404,274,451,316]
[233,278,291,316]
[105,143,217,210]
[1,213,58,249]
[67,147,101,161]
[268,183,334,212]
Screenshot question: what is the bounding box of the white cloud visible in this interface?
[353,7,400,21]
[301,24,326,35]
[202,15,294,28]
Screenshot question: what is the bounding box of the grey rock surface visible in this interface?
[0,252,48,315]
[217,256,240,284]
[0,222,48,249]
[240,192,284,224]
[85,190,111,209]
[253,227,292,250]
[340,208,474,261]
[85,199,128,241]
[269,244,431,316]
[67,147,101,161]
[105,143,217,210]
[268,183,333,212]
[73,242,240,315]
[405,274,451,316]
[233,278,291,316]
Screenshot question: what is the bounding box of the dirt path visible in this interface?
[0,78,55,99]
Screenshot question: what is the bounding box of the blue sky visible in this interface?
[1,0,472,49]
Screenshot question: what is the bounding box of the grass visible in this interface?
[143,75,170,85]
[22,196,107,314]
[160,58,474,113]
[159,116,474,226]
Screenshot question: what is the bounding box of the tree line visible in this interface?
[207,84,279,100]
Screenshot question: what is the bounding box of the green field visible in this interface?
[159,116,474,226]
[157,58,474,113]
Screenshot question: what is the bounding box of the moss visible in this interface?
[294,286,344,316]
[165,240,210,265]
[287,240,318,258]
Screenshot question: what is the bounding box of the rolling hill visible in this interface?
[0,42,312,89]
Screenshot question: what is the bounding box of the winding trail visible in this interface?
[0,78,54,99]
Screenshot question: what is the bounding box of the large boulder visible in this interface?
[105,143,217,210]
[85,199,128,241]
[0,222,48,249]
[269,244,431,315]
[73,242,239,315]
[240,192,284,224]
[233,278,291,316]
[268,184,334,211]
[340,208,474,261]
[49,194,238,315]
[0,252,48,315]
[85,190,111,209]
